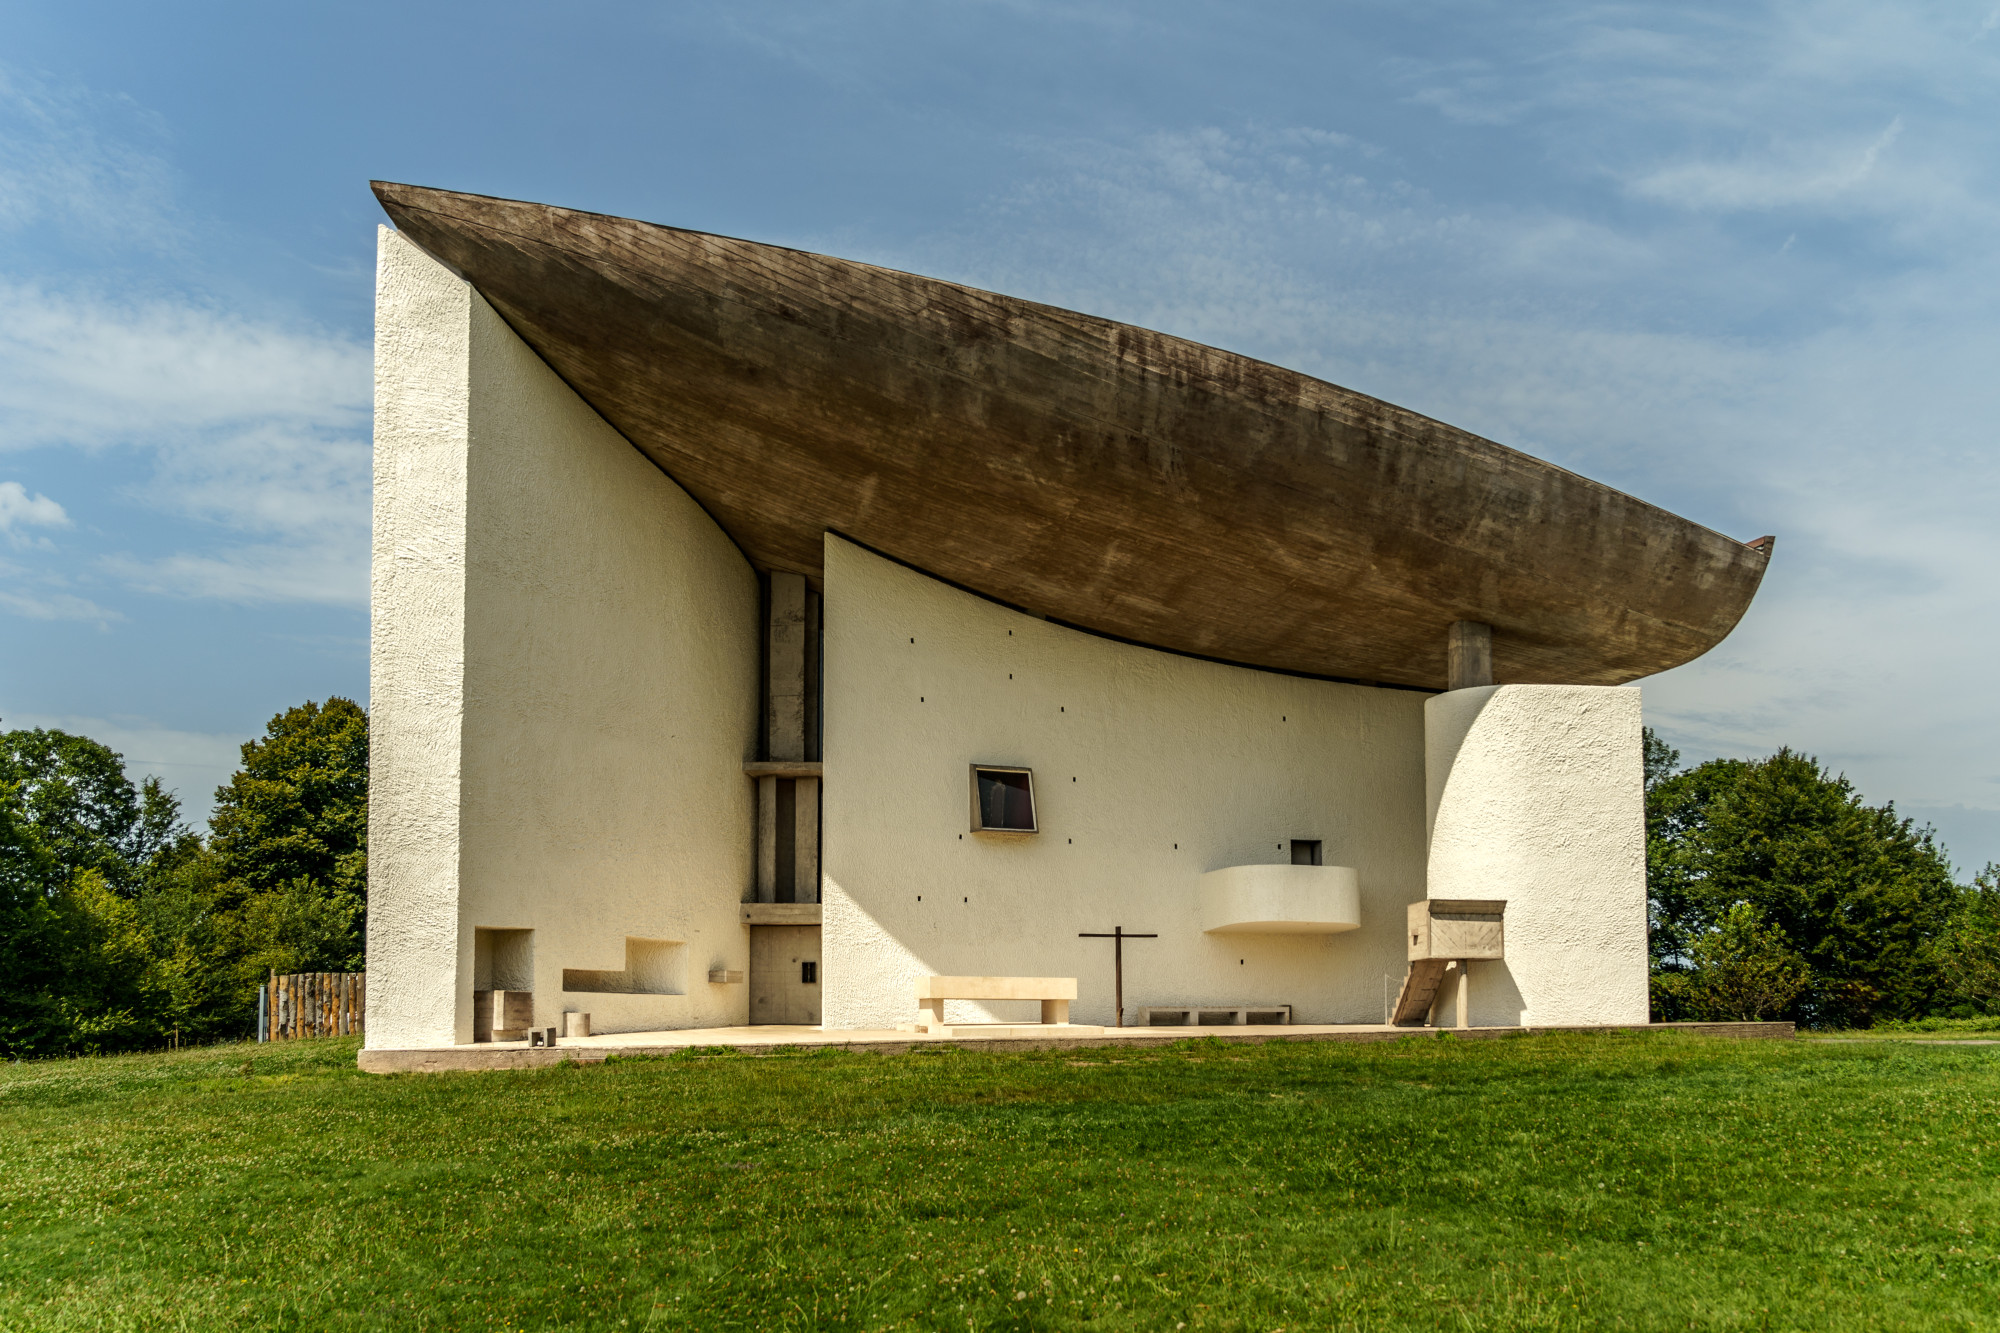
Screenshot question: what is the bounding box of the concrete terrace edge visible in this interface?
[356,1020,1794,1073]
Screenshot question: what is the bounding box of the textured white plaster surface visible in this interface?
[821,536,1431,1030]
[1424,685,1649,1027]
[366,229,759,1047]
[367,227,471,1049]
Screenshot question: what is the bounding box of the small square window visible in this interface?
[970,765,1037,833]
[800,961,817,985]
[1290,839,1322,866]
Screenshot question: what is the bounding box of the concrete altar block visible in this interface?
[912,975,1078,1029]
[473,989,534,1042]
[1408,899,1505,961]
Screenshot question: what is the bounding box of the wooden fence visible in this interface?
[260,971,365,1041]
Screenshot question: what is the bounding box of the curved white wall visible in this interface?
[1425,685,1648,1026]
[821,536,1430,1029]
[1198,865,1361,934]
[368,228,760,1047]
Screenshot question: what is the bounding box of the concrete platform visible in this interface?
[356,1020,1793,1074]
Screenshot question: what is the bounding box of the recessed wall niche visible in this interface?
[562,938,687,995]
[473,927,533,991]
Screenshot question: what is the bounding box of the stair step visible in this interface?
[1391,958,1451,1026]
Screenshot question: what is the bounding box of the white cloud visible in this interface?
[0,554,117,623]
[0,62,370,613]
[1630,118,1904,212]
[0,585,118,623]
[0,480,68,546]
[102,540,368,607]
[0,282,371,607]
[0,71,179,245]
[0,282,368,444]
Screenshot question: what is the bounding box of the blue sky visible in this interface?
[3,1,1998,869]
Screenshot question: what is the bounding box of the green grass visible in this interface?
[1,1032,1995,1331]
[1851,1016,2000,1037]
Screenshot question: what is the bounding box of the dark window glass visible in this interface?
[801,961,817,984]
[975,769,1036,831]
[1290,839,1322,866]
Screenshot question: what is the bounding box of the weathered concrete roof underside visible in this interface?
[373,182,1770,690]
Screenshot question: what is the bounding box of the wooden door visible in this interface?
[749,925,821,1026]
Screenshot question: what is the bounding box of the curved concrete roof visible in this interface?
[373,182,1769,691]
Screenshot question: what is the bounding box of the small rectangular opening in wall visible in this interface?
[801,960,817,984]
[776,778,797,897]
[563,937,687,995]
[474,928,533,992]
[970,765,1037,833]
[1290,839,1322,866]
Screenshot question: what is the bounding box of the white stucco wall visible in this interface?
[1424,685,1649,1027]
[367,227,473,1048]
[820,536,1432,1029]
[367,227,760,1047]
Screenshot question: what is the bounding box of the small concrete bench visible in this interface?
[907,976,1098,1037]
[1140,1004,1293,1027]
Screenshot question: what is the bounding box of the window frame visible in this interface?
[968,764,1039,835]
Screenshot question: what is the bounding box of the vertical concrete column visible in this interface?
[768,573,808,761]
[756,774,779,903]
[1425,685,1648,1026]
[760,572,809,901]
[1447,620,1492,690]
[794,776,820,903]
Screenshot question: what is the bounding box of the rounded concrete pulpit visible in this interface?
[1198,864,1361,934]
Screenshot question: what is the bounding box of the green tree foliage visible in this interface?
[0,779,68,1054]
[1646,733,1966,1027]
[208,698,368,980]
[210,698,367,902]
[1650,902,1810,1022]
[1927,865,2000,1017]
[0,700,368,1057]
[0,729,186,894]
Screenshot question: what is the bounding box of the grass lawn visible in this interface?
[0,1032,1994,1331]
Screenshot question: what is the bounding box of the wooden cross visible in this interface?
[1077,925,1158,1028]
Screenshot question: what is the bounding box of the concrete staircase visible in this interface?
[1390,958,1452,1026]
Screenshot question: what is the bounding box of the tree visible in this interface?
[209,699,368,902]
[0,729,186,895]
[0,701,373,1055]
[1647,746,1963,1027]
[1928,865,2000,1017]
[0,778,69,1056]
[1651,902,1810,1022]
[209,699,369,980]
[1643,728,1681,793]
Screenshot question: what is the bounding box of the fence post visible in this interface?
[262,971,366,1041]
